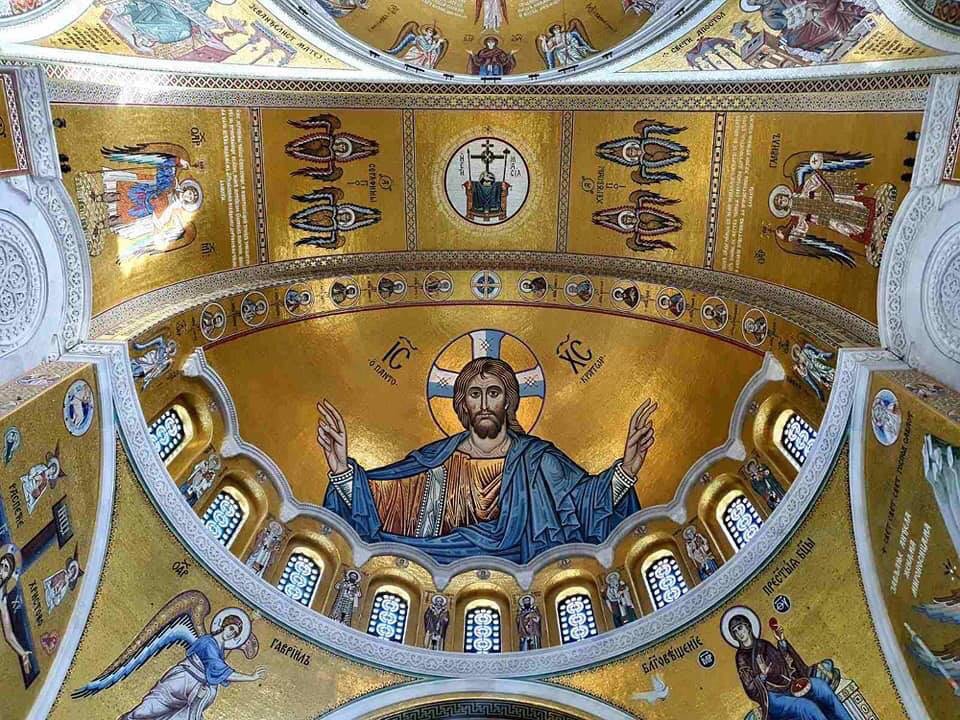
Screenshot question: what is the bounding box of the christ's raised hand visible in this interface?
[317,400,349,475]
[622,399,657,478]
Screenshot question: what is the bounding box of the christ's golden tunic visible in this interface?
[369,451,504,537]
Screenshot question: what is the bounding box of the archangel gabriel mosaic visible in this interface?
[318,329,658,564]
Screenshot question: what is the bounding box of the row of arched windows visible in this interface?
[155,393,814,651]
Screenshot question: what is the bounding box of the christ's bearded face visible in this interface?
[464,374,507,439]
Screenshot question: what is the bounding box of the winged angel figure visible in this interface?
[768,151,897,268]
[387,22,447,69]
[76,143,203,264]
[537,19,597,69]
[72,590,265,720]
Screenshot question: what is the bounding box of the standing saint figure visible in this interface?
[387,23,448,69]
[517,594,542,651]
[244,521,285,578]
[683,526,719,580]
[330,569,363,626]
[537,20,596,69]
[130,335,178,390]
[318,357,657,564]
[476,0,507,31]
[423,595,449,650]
[791,343,835,402]
[602,571,638,627]
[72,590,265,719]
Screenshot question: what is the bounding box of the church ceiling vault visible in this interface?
[0,4,959,717]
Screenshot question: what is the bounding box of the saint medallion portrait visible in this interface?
[444,137,530,226]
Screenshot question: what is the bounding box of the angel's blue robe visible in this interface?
[323,432,640,564]
[187,635,234,687]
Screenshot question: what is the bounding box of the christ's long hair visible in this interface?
[453,357,524,434]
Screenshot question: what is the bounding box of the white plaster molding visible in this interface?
[0,176,89,382]
[924,221,960,366]
[0,0,91,40]
[847,352,931,720]
[879,74,960,390]
[0,209,46,357]
[316,679,639,720]
[84,337,858,676]
[181,347,783,588]
[0,66,90,383]
[912,73,958,190]
[27,349,117,720]
[877,0,960,54]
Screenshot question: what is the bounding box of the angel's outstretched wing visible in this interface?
[71,590,211,699]
[784,151,873,189]
[568,19,597,52]
[802,342,833,364]
[131,334,170,352]
[776,233,856,267]
[100,143,191,167]
[387,21,419,56]
[916,589,960,624]
[634,118,686,136]
[796,366,825,401]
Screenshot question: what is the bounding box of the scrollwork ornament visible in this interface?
[0,214,44,356]
[924,231,960,362]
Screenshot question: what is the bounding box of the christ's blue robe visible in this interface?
[323,432,640,564]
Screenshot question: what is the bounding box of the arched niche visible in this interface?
[540,566,606,646]
[198,471,270,558]
[147,390,215,481]
[698,472,764,559]
[358,560,433,646]
[753,393,816,484]
[279,518,345,612]
[452,586,514,653]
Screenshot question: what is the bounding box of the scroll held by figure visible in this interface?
[318,349,658,565]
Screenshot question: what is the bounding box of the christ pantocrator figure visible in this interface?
[317,357,657,564]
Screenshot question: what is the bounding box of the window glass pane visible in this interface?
[464,605,502,654]
[722,495,764,551]
[644,555,689,610]
[557,593,598,645]
[201,491,245,549]
[277,552,322,607]
[149,407,187,464]
[367,590,408,643]
[780,413,817,468]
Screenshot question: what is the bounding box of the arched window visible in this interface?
[643,553,689,610]
[777,411,817,469]
[200,489,246,549]
[277,551,323,607]
[148,405,192,464]
[719,493,764,551]
[556,591,598,645]
[463,602,502,654]
[367,587,409,643]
